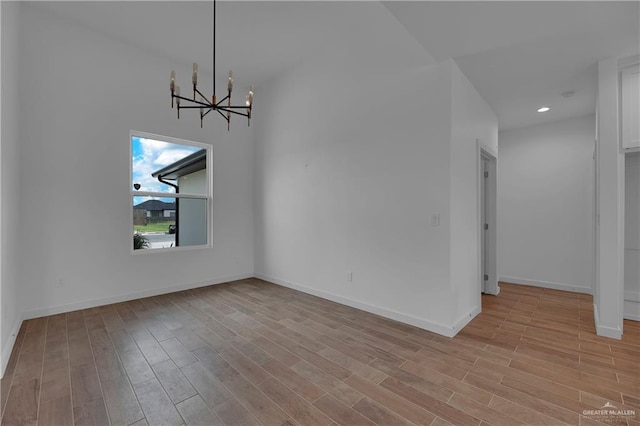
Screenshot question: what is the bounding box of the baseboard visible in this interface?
[484,284,500,296]
[623,299,640,321]
[594,303,623,340]
[624,290,640,302]
[1,317,24,379]
[22,273,253,320]
[500,276,592,295]
[255,273,464,338]
[451,305,482,334]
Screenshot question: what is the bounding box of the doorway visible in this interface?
[478,141,498,295]
[624,152,640,320]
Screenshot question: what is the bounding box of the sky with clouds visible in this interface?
[132,135,199,205]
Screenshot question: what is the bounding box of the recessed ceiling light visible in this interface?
[537,106,551,113]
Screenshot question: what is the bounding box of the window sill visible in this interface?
[130,243,212,255]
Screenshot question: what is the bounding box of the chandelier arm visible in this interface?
[173,94,211,107]
[178,105,214,109]
[221,105,253,110]
[194,87,210,103]
[202,108,214,118]
[216,109,229,121]
[218,107,250,118]
[216,94,230,106]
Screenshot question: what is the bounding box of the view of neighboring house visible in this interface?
[151,149,207,247]
[133,199,176,218]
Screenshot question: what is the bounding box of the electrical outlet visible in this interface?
[346,271,353,282]
[55,277,64,288]
[431,213,440,226]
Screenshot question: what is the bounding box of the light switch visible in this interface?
[431,213,440,226]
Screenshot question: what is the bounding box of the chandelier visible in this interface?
[169,0,253,130]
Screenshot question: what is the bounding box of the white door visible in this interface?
[478,141,498,296]
[481,157,489,293]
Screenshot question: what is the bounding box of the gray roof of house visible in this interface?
[133,200,176,211]
[151,149,206,180]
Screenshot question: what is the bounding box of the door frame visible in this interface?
[477,139,499,297]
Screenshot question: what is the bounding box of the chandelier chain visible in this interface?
[213,0,216,96]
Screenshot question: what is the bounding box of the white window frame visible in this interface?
[130,130,213,254]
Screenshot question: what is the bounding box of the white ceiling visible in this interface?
[30,1,640,131]
[29,1,380,92]
[383,1,640,130]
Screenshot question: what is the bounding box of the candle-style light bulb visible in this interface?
[228,70,233,92]
[248,85,254,105]
[192,63,198,85]
[170,70,176,107]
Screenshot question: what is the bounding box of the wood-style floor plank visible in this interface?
[344,374,437,425]
[257,377,333,426]
[221,373,291,425]
[292,360,364,406]
[72,398,110,426]
[313,394,377,426]
[151,359,197,404]
[1,280,638,426]
[38,395,73,426]
[158,337,198,368]
[352,396,411,425]
[132,378,183,426]
[101,373,144,424]
[260,358,326,403]
[2,379,39,426]
[175,395,223,426]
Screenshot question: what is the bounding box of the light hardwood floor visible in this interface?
[0,280,638,426]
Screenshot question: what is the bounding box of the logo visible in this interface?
[583,402,636,423]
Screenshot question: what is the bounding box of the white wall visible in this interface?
[624,153,640,320]
[1,1,23,377]
[498,115,595,294]
[254,2,496,336]
[450,65,499,320]
[15,3,254,319]
[595,57,625,339]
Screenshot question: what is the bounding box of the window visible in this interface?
[131,131,211,251]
